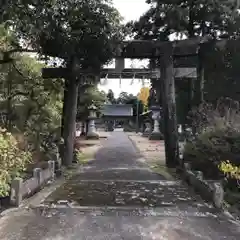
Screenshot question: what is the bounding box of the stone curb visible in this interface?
[182,162,224,209]
[128,134,228,212]
[127,134,145,158]
[181,162,240,223]
[10,161,56,207]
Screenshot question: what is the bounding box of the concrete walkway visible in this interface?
[0,131,240,239]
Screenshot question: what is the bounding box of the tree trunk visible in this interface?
[61,79,69,138]
[6,64,13,131]
[160,43,179,168]
[62,65,79,166]
[188,1,195,38]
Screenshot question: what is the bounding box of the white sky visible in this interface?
[112,0,149,23]
[98,0,151,97]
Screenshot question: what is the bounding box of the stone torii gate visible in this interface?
[42,37,209,167]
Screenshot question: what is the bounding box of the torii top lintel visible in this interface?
[116,38,203,59]
[42,36,215,59]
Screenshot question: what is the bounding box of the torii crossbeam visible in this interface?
[42,36,212,59]
[42,67,197,79]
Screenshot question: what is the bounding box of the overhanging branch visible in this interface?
[0,58,13,64]
[10,91,29,98]
[7,48,37,55]
[0,48,37,65]
[12,62,34,81]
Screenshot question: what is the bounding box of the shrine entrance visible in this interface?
[42,37,207,167]
[101,104,133,131]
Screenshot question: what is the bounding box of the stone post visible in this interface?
[142,121,151,137]
[212,182,224,208]
[10,178,23,207]
[54,151,62,177]
[33,168,43,185]
[76,122,81,137]
[80,121,86,136]
[48,160,55,181]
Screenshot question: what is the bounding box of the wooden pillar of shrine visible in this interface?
[159,43,179,168]
[194,43,205,106]
[61,80,69,138]
[62,57,80,166]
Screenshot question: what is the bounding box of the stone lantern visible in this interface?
[86,104,99,139]
[149,105,163,140]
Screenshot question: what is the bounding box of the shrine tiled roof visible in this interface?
[101,104,133,117]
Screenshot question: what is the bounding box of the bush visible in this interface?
[75,150,89,165]
[0,128,32,197]
[219,161,240,192]
[219,161,240,181]
[184,99,240,180]
[184,127,240,179]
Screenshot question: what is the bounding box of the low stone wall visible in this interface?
[129,133,227,211]
[10,160,55,207]
[182,162,224,209]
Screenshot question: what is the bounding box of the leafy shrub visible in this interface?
[0,128,32,197]
[219,161,240,181]
[184,127,240,178]
[184,99,240,180]
[75,150,89,165]
[219,161,240,191]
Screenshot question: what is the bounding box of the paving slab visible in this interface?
[44,179,208,208]
[0,207,239,240]
[0,131,239,239]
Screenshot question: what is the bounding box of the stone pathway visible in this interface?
[0,131,240,239]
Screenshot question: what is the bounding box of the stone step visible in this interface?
[72,168,166,180]
[32,205,219,219]
[44,179,213,210]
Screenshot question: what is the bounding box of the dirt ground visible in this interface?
[75,131,110,155]
[127,133,166,166]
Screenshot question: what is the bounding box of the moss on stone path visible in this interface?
[150,164,177,181]
[44,177,200,208]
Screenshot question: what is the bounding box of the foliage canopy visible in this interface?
[2,0,127,70]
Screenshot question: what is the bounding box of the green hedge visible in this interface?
[183,127,240,180]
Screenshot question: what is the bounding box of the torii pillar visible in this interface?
[159,43,179,168]
[62,58,80,166]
